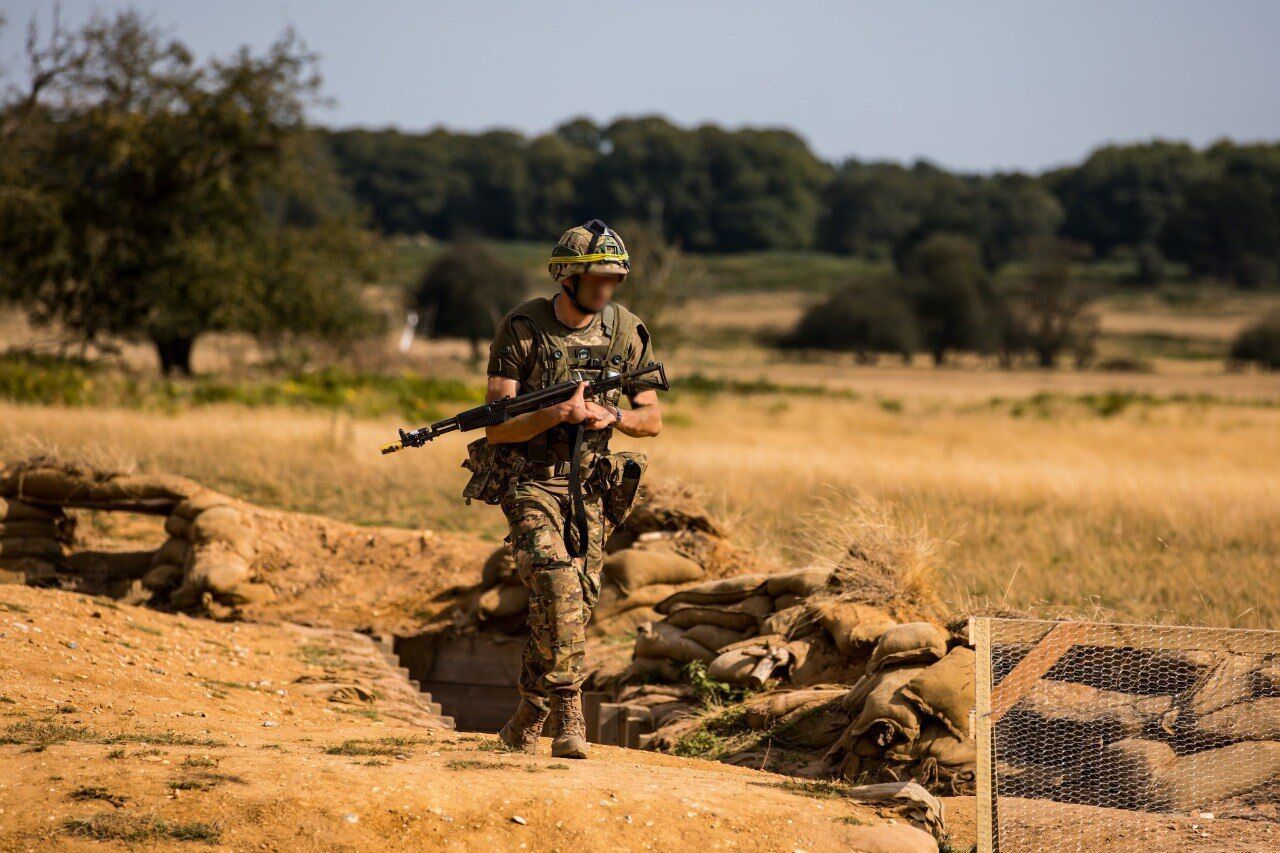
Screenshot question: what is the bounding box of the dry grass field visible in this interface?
[3,369,1277,629]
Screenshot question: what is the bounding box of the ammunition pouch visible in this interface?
[461,438,528,506]
[591,450,649,527]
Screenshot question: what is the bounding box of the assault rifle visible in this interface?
[380,362,669,454]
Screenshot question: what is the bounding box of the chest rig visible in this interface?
[510,297,634,476]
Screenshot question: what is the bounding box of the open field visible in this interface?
[4,377,1277,629]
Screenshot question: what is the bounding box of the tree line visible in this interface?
[325,125,1280,288]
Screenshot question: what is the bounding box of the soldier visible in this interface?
[482,220,662,758]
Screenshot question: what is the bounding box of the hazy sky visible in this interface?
[3,1,1278,172]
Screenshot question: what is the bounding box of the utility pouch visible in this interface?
[460,438,524,506]
[593,451,649,527]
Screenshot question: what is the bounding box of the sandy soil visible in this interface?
[0,584,937,852]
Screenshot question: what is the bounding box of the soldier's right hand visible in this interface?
[552,381,590,425]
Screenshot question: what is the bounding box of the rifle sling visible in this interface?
[563,422,591,559]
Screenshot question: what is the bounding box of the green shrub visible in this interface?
[1231,312,1280,370]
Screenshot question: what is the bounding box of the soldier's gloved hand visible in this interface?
[552,381,590,425]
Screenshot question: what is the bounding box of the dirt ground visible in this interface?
[0,584,937,852]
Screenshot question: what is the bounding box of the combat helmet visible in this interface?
[547,219,629,283]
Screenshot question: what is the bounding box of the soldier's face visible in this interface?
[570,273,622,313]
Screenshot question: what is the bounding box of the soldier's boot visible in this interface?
[498,698,549,754]
[550,691,589,759]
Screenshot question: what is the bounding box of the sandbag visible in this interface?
[811,600,897,657]
[172,492,236,521]
[604,548,704,593]
[999,679,1173,767]
[769,696,849,749]
[479,584,531,620]
[481,546,518,587]
[842,664,929,746]
[774,593,806,611]
[635,622,717,664]
[142,562,184,592]
[900,646,975,740]
[588,607,659,638]
[220,581,277,607]
[868,622,947,673]
[625,657,684,682]
[1180,655,1263,720]
[1193,697,1280,742]
[666,608,756,632]
[0,556,61,583]
[0,519,64,541]
[85,474,201,505]
[596,583,687,622]
[191,506,257,561]
[1254,666,1280,695]
[185,543,251,595]
[683,624,748,653]
[164,512,191,539]
[1095,738,1177,810]
[0,467,89,503]
[0,537,63,560]
[708,649,759,685]
[1153,740,1280,811]
[0,498,62,522]
[665,594,774,632]
[757,604,808,637]
[150,536,191,569]
[744,688,847,730]
[654,574,771,612]
[764,568,831,598]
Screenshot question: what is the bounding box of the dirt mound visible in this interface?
[0,584,936,852]
[0,454,490,633]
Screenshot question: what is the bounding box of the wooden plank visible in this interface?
[985,619,1280,655]
[971,617,997,853]
[622,706,652,749]
[990,622,1084,723]
[583,691,604,743]
[597,703,625,746]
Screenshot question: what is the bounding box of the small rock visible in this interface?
[344,813,359,824]
[511,815,527,825]
[262,721,278,727]
[66,641,78,650]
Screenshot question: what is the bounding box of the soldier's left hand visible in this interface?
[582,401,615,430]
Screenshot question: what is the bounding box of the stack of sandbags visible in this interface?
[993,641,1280,812]
[158,493,267,609]
[469,546,530,632]
[0,458,202,514]
[461,540,710,639]
[591,544,707,637]
[623,568,904,688]
[0,497,73,584]
[825,623,977,794]
[605,480,777,579]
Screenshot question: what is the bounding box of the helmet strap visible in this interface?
[561,275,598,316]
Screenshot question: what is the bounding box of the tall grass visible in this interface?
[3,386,1277,628]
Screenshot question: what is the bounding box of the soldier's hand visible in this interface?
[582,401,614,430]
[553,381,589,425]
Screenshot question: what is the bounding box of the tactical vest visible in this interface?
[462,296,652,554]
[504,296,649,475]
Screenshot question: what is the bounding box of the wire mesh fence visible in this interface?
[971,618,1280,852]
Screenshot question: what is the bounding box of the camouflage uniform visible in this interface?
[476,222,655,752]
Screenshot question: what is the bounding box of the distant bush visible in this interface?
[1230,312,1280,370]
[779,282,918,363]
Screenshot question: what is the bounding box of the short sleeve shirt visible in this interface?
[487,298,656,395]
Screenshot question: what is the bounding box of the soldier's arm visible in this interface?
[483,376,588,444]
[613,388,662,438]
